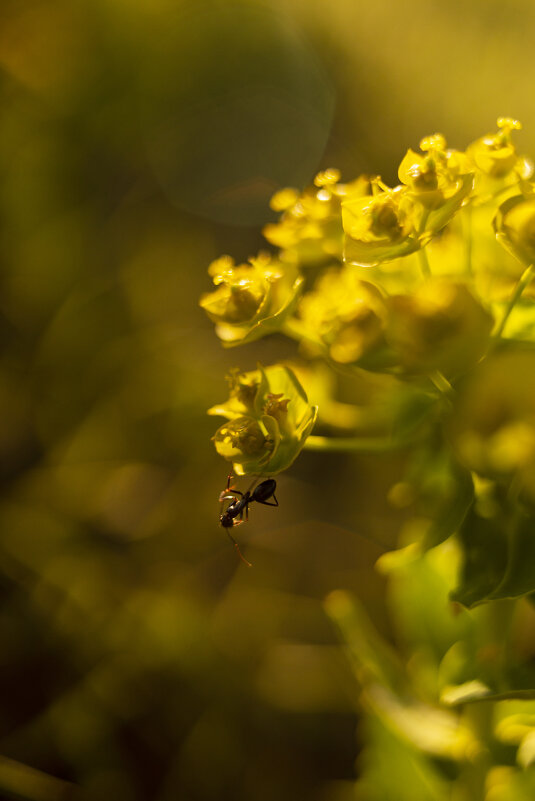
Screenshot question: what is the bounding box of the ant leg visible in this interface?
[226,528,252,567]
[219,489,243,503]
[219,475,243,503]
[235,501,249,524]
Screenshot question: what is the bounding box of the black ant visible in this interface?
[219,475,278,566]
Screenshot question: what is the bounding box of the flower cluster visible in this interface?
[201,117,535,608]
[262,168,371,265]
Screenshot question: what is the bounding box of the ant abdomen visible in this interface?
[251,479,278,505]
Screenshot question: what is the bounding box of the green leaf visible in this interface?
[480,767,535,801]
[389,431,475,550]
[379,543,474,665]
[424,467,474,550]
[489,511,535,600]
[451,505,509,607]
[324,590,407,693]
[452,504,535,607]
[420,452,474,550]
[355,717,451,801]
[442,683,535,705]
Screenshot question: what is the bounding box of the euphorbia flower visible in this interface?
[200,252,303,345]
[342,179,420,266]
[263,170,372,265]
[398,134,474,239]
[210,364,317,476]
[298,265,394,369]
[385,279,493,377]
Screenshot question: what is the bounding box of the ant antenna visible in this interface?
[226,529,252,568]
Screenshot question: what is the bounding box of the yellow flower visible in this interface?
[199,252,303,345]
[342,180,420,266]
[398,134,473,226]
[213,416,276,474]
[468,118,525,179]
[210,364,317,476]
[385,280,493,377]
[449,350,535,497]
[298,265,393,368]
[263,170,371,265]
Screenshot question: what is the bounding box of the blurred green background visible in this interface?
[1,1,535,799]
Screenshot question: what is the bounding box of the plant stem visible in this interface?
[429,370,455,397]
[417,246,432,278]
[493,263,535,340]
[463,204,473,276]
[459,702,493,801]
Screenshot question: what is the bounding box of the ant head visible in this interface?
[220,510,232,528]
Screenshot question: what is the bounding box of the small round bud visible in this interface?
[314,168,341,187]
[468,119,523,178]
[420,133,447,152]
[270,187,300,212]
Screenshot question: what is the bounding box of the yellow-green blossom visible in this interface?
[342,179,421,266]
[468,118,528,179]
[384,279,493,377]
[398,134,474,237]
[210,364,317,476]
[449,350,535,498]
[263,170,371,265]
[199,252,303,345]
[213,416,276,474]
[298,265,394,369]
[343,141,473,268]
[467,118,533,202]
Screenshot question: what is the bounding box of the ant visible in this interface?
[219,474,278,566]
